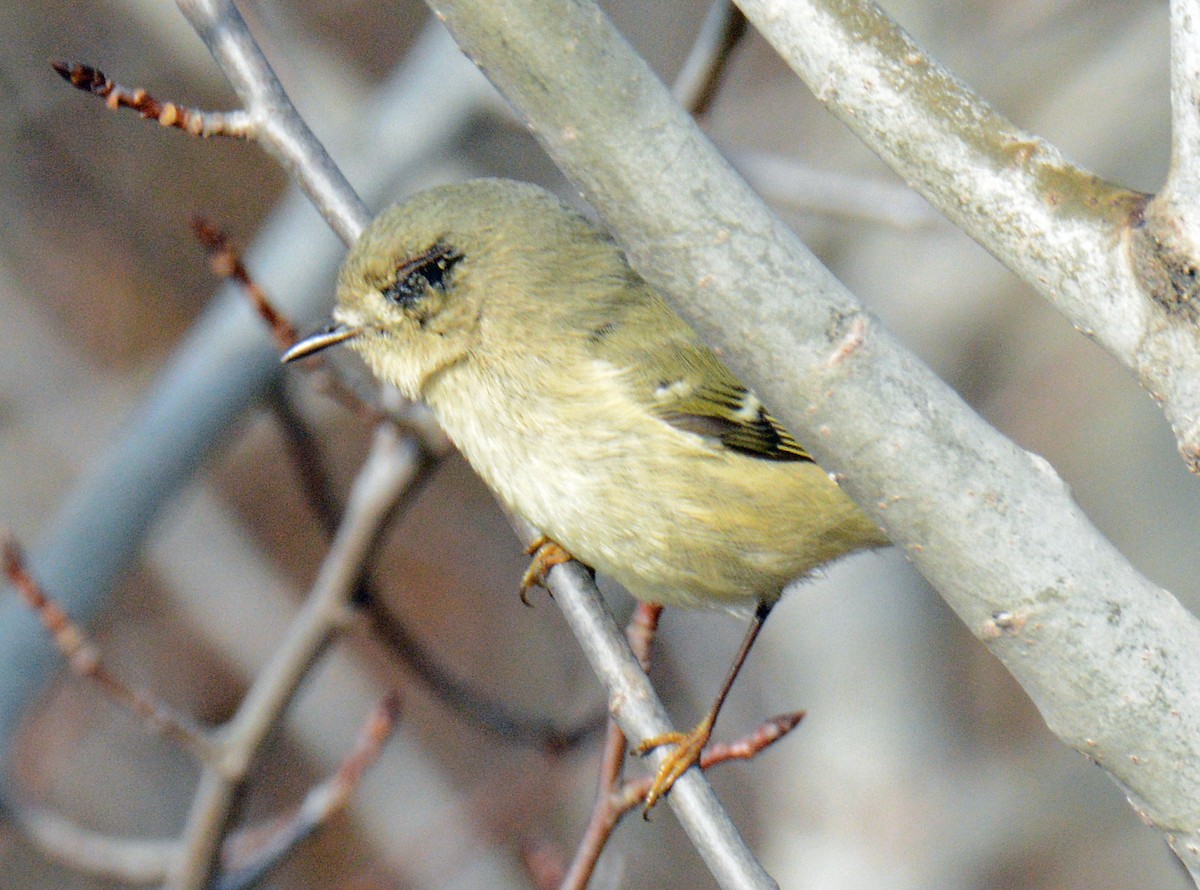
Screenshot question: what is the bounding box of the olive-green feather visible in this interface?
[581,278,812,463]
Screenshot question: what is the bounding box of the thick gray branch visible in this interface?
[734,0,1200,468]
[426,0,1200,875]
[1168,0,1200,194]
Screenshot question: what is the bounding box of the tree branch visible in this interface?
[423,0,1200,877]
[537,556,778,890]
[170,427,418,888]
[0,14,491,808]
[15,810,177,886]
[174,0,367,244]
[734,0,1200,469]
[1167,0,1200,196]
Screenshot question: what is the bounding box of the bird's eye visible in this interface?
[381,243,462,308]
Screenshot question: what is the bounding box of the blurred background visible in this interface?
[1,0,1196,887]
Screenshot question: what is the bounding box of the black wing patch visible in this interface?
[661,384,813,463]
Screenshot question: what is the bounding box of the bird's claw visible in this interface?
[519,536,572,605]
[634,720,712,816]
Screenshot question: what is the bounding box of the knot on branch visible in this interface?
[1129,204,1200,325]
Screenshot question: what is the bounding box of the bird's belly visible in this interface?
[444,417,863,610]
[425,369,882,611]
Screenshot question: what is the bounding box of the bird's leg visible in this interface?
[634,600,774,813]
[519,535,574,605]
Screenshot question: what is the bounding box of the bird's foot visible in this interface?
[519,536,573,605]
[633,715,714,816]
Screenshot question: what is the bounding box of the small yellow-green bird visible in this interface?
[284,178,888,809]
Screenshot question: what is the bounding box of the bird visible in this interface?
[283,178,888,810]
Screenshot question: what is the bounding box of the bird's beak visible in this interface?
[281,322,362,363]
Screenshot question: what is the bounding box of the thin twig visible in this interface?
[51,61,255,137]
[171,427,421,889]
[215,692,403,890]
[190,217,297,350]
[559,603,662,890]
[361,594,607,751]
[521,836,568,890]
[175,0,369,244]
[613,712,805,814]
[15,809,177,886]
[1,534,218,764]
[530,549,777,890]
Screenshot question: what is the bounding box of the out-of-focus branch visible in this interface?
[15,810,176,886]
[171,426,419,889]
[730,150,943,230]
[422,0,1200,877]
[149,485,530,889]
[733,0,1200,470]
[191,217,299,350]
[215,692,402,890]
[2,535,217,763]
[671,1,747,116]
[0,15,493,813]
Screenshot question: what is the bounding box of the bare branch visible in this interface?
[16,809,177,886]
[190,217,298,350]
[535,553,778,890]
[51,61,254,137]
[174,0,369,245]
[730,150,943,229]
[171,428,421,889]
[560,600,800,890]
[615,712,805,814]
[559,603,659,890]
[2,534,217,763]
[215,692,402,890]
[1167,0,1200,194]
[422,0,1200,875]
[672,1,748,116]
[733,0,1200,467]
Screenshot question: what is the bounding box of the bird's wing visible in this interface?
[652,356,813,463]
[586,290,813,463]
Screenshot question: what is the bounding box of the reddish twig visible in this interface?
[558,603,662,890]
[190,216,298,350]
[1,533,217,763]
[626,602,663,670]
[51,61,255,138]
[614,711,805,814]
[216,691,403,890]
[190,215,382,422]
[559,604,801,889]
[520,836,568,890]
